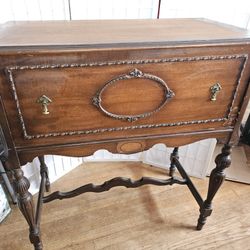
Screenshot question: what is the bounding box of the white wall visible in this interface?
[0,0,159,23]
[1,0,249,193]
[160,0,250,29]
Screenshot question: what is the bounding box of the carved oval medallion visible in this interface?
[93,68,174,122]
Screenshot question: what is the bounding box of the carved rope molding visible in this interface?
[5,54,248,140]
[92,68,175,122]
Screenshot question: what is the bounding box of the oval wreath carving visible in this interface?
[92,68,175,122]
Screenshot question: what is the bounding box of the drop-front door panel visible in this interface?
[4,55,247,141]
[2,47,249,147]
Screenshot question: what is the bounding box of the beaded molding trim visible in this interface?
[5,54,248,140]
[92,68,175,122]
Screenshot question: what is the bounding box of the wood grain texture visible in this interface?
[17,130,231,165]
[0,19,250,48]
[8,56,244,137]
[0,19,250,249]
[0,43,249,151]
[1,162,250,250]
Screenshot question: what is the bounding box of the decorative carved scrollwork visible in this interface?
[92,68,175,122]
[43,176,187,203]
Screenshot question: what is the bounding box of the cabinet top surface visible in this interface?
[0,18,250,49]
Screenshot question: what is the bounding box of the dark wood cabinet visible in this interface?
[0,19,249,249]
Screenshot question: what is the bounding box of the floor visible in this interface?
[1,161,250,250]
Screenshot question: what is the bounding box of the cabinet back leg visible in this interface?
[169,147,179,177]
[38,156,50,192]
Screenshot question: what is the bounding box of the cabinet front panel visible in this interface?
[6,55,245,140]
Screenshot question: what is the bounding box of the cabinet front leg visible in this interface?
[197,144,232,230]
[14,169,43,250]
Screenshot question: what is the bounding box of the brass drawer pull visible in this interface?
[210,83,222,101]
[36,95,52,115]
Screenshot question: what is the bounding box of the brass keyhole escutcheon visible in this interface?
[36,95,52,115]
[210,83,222,101]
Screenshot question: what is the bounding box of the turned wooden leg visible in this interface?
[197,144,232,230]
[14,169,43,250]
[169,147,179,177]
[38,156,50,192]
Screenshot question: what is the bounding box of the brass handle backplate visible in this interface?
[36,95,52,115]
[210,83,222,101]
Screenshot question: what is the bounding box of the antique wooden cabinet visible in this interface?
[0,19,249,249]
